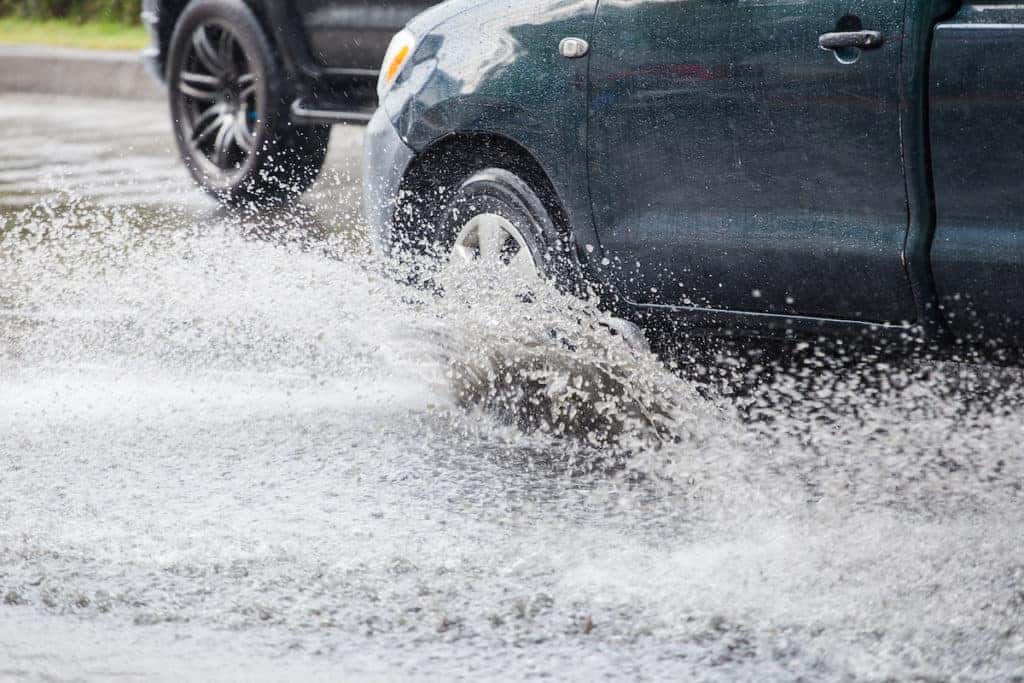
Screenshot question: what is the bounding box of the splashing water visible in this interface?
[2,175,1024,677]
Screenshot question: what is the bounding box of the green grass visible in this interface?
[0,17,147,50]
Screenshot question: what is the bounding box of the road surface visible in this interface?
[1,93,1023,680]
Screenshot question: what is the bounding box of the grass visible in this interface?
[0,17,147,50]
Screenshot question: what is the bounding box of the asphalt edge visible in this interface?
[0,44,163,101]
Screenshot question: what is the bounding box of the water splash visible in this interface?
[2,189,1024,679]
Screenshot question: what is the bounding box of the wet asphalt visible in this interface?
[2,92,1024,681]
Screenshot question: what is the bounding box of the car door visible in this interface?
[929,3,1024,347]
[586,0,916,324]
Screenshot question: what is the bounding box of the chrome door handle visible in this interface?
[818,30,884,50]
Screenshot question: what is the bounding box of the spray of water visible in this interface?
[2,182,1024,679]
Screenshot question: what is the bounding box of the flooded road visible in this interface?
[2,93,1023,681]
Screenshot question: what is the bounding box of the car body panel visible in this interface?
[930,2,1024,346]
[586,0,916,325]
[364,108,418,253]
[385,0,602,260]
[366,0,1023,354]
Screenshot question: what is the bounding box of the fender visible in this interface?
[385,0,602,280]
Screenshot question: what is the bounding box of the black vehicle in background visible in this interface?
[142,0,434,202]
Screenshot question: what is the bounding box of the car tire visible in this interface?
[438,168,650,351]
[439,168,578,289]
[166,0,329,205]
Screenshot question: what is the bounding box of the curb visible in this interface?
[0,44,163,100]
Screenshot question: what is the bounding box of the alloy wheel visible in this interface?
[176,22,258,177]
[450,213,541,282]
[450,211,650,350]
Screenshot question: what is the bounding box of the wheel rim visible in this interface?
[176,22,258,177]
[450,213,541,282]
[449,211,651,351]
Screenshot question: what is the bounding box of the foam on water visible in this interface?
[2,192,1024,680]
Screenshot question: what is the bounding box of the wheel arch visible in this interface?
[392,132,573,255]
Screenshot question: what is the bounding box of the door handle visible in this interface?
[559,37,589,59]
[818,30,884,50]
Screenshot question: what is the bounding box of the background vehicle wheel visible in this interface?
[167,0,329,204]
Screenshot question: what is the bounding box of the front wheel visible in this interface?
[437,168,650,350]
[440,168,577,287]
[166,0,329,204]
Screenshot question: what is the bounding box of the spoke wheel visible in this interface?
[176,22,258,180]
[450,213,542,283]
[168,0,329,204]
[436,168,650,353]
